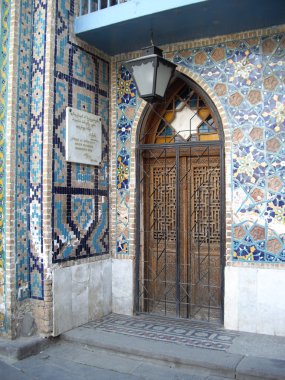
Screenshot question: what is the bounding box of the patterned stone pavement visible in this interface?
[83,313,239,351]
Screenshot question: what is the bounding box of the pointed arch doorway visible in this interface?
[135,73,225,323]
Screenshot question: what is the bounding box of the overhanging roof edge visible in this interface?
[74,0,207,35]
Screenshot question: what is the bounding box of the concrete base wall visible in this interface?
[52,259,285,337]
[112,259,134,315]
[53,259,112,336]
[224,266,285,336]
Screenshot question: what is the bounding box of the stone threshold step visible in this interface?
[0,336,51,360]
[61,327,285,380]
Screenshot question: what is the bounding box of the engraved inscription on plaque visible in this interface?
[66,107,102,166]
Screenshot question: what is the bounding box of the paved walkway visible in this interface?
[1,313,285,379]
[0,341,232,380]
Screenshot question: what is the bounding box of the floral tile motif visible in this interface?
[117,116,132,143]
[115,65,140,254]
[117,66,137,106]
[233,146,267,185]
[176,34,285,262]
[117,148,130,190]
[116,32,285,262]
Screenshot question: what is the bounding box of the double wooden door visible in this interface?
[139,146,222,322]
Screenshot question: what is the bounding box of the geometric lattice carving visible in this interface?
[142,152,222,321]
[152,165,176,242]
[192,162,220,244]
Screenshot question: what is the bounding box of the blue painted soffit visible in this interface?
[75,0,285,56]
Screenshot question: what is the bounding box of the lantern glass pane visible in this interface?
[132,61,154,96]
[155,62,173,97]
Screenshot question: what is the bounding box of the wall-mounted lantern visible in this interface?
[124,45,177,103]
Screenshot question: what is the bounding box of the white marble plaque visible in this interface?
[66,107,102,166]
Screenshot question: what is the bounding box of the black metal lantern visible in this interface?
[124,45,177,103]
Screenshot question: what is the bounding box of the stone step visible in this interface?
[0,336,50,360]
[60,326,285,380]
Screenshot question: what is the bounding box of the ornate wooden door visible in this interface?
[136,73,224,323]
[141,148,221,321]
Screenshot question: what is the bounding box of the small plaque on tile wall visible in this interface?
[66,107,102,166]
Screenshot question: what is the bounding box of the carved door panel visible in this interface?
[184,157,221,321]
[144,157,177,315]
[143,152,221,321]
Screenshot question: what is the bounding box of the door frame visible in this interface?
[135,72,225,323]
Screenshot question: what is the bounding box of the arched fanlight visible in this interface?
[124,45,177,103]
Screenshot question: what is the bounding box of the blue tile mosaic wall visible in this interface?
[52,0,109,262]
[116,34,285,262]
[15,0,33,301]
[14,0,48,302]
[12,0,110,309]
[116,67,140,254]
[29,0,47,299]
[0,0,10,331]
